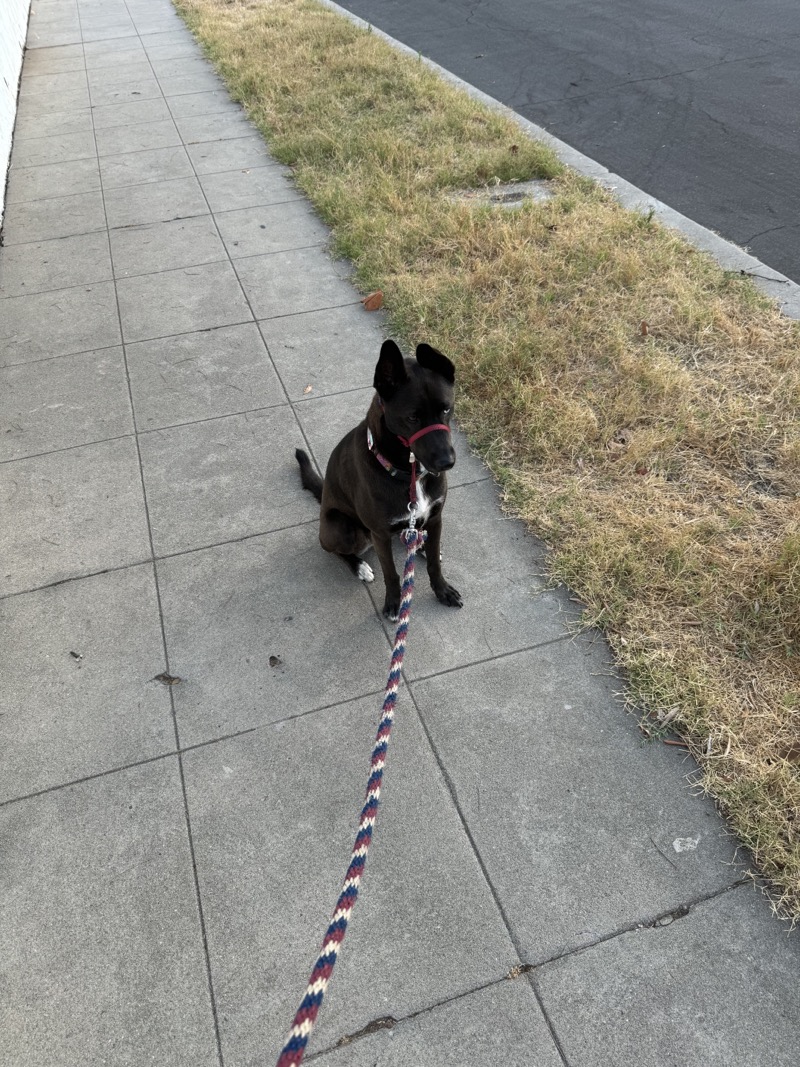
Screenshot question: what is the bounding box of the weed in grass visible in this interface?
[176,0,800,918]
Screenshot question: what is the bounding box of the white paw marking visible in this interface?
[357,561,374,582]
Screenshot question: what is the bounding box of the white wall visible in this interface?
[1,0,32,224]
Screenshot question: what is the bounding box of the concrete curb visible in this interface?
[320,0,800,319]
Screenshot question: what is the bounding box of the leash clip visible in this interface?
[405,501,417,533]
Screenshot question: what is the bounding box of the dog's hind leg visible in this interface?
[319,508,374,582]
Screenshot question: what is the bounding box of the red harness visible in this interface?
[370,399,451,512]
[399,423,450,511]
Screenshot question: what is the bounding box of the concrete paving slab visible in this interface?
[238,246,357,320]
[116,260,252,342]
[216,200,329,259]
[0,346,132,461]
[14,87,91,116]
[0,437,150,596]
[8,107,94,141]
[0,280,120,364]
[172,111,256,145]
[258,303,389,401]
[24,29,83,51]
[198,164,302,213]
[0,759,218,1067]
[104,174,209,228]
[109,214,226,278]
[137,20,191,38]
[99,143,193,189]
[181,696,518,1058]
[91,95,173,129]
[24,17,78,47]
[83,38,146,69]
[6,156,101,204]
[185,134,275,175]
[316,979,562,1066]
[82,24,139,45]
[157,524,385,743]
[165,89,242,119]
[138,405,311,556]
[534,884,800,1067]
[88,73,163,107]
[0,565,174,802]
[9,130,97,169]
[86,60,158,88]
[0,190,106,245]
[412,645,741,963]
[159,69,224,98]
[126,322,285,429]
[149,55,217,79]
[133,10,188,29]
[0,231,112,298]
[17,69,88,98]
[141,34,203,62]
[18,43,85,75]
[95,117,182,157]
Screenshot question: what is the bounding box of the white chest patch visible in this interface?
[393,475,443,526]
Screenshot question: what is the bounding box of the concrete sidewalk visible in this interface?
[1,1,798,1065]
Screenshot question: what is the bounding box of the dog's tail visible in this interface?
[295,448,323,503]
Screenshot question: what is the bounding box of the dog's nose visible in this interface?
[428,450,454,471]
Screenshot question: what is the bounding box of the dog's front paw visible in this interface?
[433,580,463,608]
[382,596,400,622]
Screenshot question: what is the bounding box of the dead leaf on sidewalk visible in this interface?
[303,385,313,394]
[362,290,383,311]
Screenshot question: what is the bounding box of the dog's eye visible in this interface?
[408,412,420,424]
[441,408,451,418]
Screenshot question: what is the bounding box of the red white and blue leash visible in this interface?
[276,421,448,1066]
[276,520,425,1066]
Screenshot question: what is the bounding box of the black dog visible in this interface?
[296,340,463,619]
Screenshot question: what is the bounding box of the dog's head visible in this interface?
[374,340,456,473]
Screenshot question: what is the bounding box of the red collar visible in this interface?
[366,426,427,481]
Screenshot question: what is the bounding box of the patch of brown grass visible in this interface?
[175,0,800,916]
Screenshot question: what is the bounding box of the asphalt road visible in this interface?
[336,0,800,283]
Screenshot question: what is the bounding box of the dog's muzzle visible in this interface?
[398,423,455,472]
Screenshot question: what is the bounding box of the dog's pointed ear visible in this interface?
[416,343,455,383]
[374,340,408,399]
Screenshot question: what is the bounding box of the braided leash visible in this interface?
[276,521,427,1067]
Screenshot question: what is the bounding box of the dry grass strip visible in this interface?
[174,0,800,917]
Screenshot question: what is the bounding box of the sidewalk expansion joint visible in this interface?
[0,746,177,808]
[0,340,123,371]
[0,430,136,467]
[0,558,154,602]
[527,877,751,975]
[306,970,518,1062]
[409,628,591,686]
